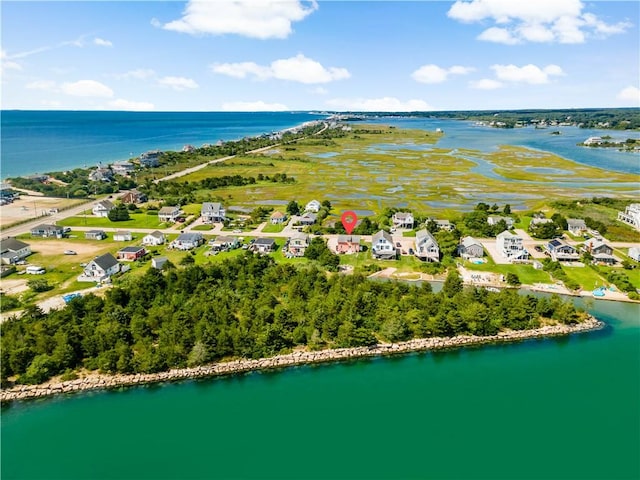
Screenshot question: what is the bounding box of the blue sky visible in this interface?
[2,0,639,111]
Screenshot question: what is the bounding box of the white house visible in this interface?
[78,253,120,282]
[111,161,135,176]
[0,238,31,265]
[458,236,483,258]
[371,230,396,260]
[392,212,414,229]
[201,202,226,223]
[305,200,322,213]
[93,200,115,217]
[628,247,640,262]
[209,235,239,251]
[253,238,276,254]
[113,231,133,242]
[496,230,528,260]
[171,233,203,250]
[142,231,165,246]
[270,211,287,224]
[414,229,440,262]
[488,216,515,230]
[618,204,640,231]
[152,256,168,270]
[567,218,587,235]
[288,232,309,257]
[85,230,107,241]
[158,206,181,223]
[140,150,161,167]
[547,239,579,262]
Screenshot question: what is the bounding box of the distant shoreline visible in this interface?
[0,316,604,404]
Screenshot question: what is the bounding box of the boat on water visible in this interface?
[592,286,606,297]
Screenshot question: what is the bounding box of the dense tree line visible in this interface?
[1,254,586,386]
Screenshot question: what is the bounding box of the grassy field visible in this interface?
[463,257,552,285]
[174,124,639,217]
[59,213,168,229]
[261,222,286,233]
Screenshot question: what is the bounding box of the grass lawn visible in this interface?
[59,213,165,229]
[599,266,640,290]
[562,265,606,290]
[261,222,286,233]
[463,257,552,285]
[191,225,213,231]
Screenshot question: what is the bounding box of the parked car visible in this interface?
[232,229,242,233]
[64,250,77,255]
[534,246,543,252]
[396,242,402,248]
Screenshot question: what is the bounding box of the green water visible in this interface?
[2,299,639,480]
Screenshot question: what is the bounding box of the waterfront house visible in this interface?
[201,202,226,223]
[270,211,287,224]
[142,231,165,246]
[30,224,64,238]
[414,229,440,262]
[582,238,615,264]
[85,230,107,241]
[567,218,587,236]
[253,237,276,254]
[458,236,484,258]
[88,167,113,182]
[530,216,553,227]
[78,253,120,282]
[139,150,161,167]
[0,238,31,265]
[111,161,135,176]
[171,233,203,251]
[158,206,181,223]
[209,235,239,251]
[617,204,640,231]
[496,231,528,260]
[152,256,168,270]
[426,218,454,232]
[584,136,603,146]
[295,212,317,226]
[487,216,515,230]
[305,200,322,213]
[113,231,133,242]
[371,230,396,260]
[392,212,414,229]
[547,239,579,262]
[117,246,146,261]
[120,189,147,205]
[335,235,362,254]
[628,247,640,262]
[92,200,115,217]
[288,232,309,257]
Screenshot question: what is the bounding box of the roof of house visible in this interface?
[255,237,276,246]
[152,256,167,264]
[393,212,413,220]
[202,202,223,213]
[177,233,202,242]
[290,232,308,241]
[372,230,393,244]
[31,223,63,232]
[415,229,437,245]
[497,230,520,239]
[300,212,317,221]
[214,235,237,243]
[271,211,286,219]
[159,206,179,214]
[584,238,609,250]
[118,246,145,254]
[488,216,513,224]
[92,253,118,270]
[461,236,480,248]
[0,237,29,252]
[337,235,361,243]
[567,218,587,228]
[86,229,106,235]
[96,200,115,210]
[115,230,131,236]
[146,230,164,239]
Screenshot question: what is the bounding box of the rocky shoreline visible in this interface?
[0,316,604,404]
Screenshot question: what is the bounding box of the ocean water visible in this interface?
[0,111,327,178]
[2,297,638,480]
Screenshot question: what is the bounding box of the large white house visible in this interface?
[305,200,322,213]
[142,231,166,246]
[496,231,528,260]
[414,229,440,262]
[392,212,414,229]
[201,202,226,223]
[78,253,120,282]
[618,204,640,231]
[0,238,31,265]
[371,230,396,260]
[158,206,181,223]
[93,200,115,217]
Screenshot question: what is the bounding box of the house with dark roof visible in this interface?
[78,253,120,282]
[120,189,147,205]
[414,229,440,262]
[566,218,587,235]
[0,238,31,265]
[253,237,276,254]
[117,246,146,261]
[201,202,226,223]
[85,230,107,241]
[30,224,64,238]
[139,150,162,167]
[372,230,396,260]
[171,233,203,250]
[582,238,616,264]
[547,239,579,262]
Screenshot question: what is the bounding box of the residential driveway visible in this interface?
[480,239,512,265]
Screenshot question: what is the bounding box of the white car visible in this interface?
[232,229,242,233]
[64,250,77,255]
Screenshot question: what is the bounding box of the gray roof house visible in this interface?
[372,230,396,260]
[158,206,181,223]
[31,224,64,238]
[85,230,107,240]
[209,235,239,251]
[458,236,484,258]
[92,200,115,217]
[0,238,31,265]
[78,253,120,282]
[488,216,515,229]
[254,237,276,254]
[414,229,440,262]
[496,230,528,260]
[567,218,587,235]
[582,238,615,264]
[201,202,226,223]
[152,256,168,270]
[142,231,165,246]
[296,212,317,226]
[392,212,414,229]
[288,232,309,257]
[547,239,579,262]
[171,232,203,250]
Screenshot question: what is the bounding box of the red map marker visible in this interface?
[341,211,358,234]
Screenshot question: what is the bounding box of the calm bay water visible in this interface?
[0,111,327,178]
[2,298,638,480]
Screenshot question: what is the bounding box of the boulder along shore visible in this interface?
[1,316,604,403]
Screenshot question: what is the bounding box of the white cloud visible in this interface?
[115,69,156,80]
[108,99,155,111]
[41,100,62,107]
[157,76,199,90]
[325,97,433,112]
[469,79,503,90]
[162,0,318,39]
[412,64,474,84]
[448,0,631,44]
[221,100,289,111]
[1,49,22,73]
[491,64,564,84]
[212,54,350,84]
[310,86,328,95]
[26,80,57,91]
[60,80,114,97]
[617,86,640,105]
[94,38,113,47]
